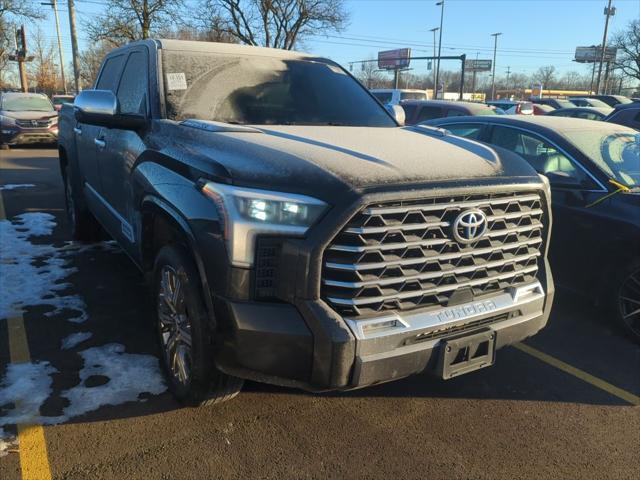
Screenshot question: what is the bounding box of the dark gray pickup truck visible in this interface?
[58,39,554,406]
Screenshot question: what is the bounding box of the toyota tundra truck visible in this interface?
[57,39,554,406]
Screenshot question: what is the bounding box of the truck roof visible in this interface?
[156,39,313,60]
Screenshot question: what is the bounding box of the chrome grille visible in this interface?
[322,190,545,317]
[16,119,52,128]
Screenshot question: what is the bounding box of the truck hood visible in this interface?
[164,122,539,197]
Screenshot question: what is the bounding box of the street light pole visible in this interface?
[429,27,439,97]
[490,32,502,101]
[434,1,445,99]
[41,0,67,94]
[595,0,615,95]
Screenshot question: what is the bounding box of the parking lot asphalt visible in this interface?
[0,147,639,480]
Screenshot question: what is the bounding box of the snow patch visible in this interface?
[0,428,17,458]
[61,332,93,350]
[0,184,35,191]
[0,212,87,322]
[0,362,58,426]
[62,344,167,419]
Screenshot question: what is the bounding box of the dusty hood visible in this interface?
[166,122,539,197]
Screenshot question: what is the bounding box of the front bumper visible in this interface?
[1,127,58,145]
[216,277,554,391]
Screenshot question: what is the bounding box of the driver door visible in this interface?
[487,125,606,292]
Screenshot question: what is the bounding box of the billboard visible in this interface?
[378,48,411,70]
[465,59,492,72]
[575,46,617,63]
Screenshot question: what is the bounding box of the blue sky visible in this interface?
[28,0,640,81]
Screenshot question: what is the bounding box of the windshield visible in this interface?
[400,91,427,101]
[162,51,395,127]
[564,130,640,188]
[1,95,54,112]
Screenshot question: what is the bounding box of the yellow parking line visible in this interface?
[514,342,640,406]
[1,192,53,480]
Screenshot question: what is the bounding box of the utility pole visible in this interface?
[41,0,67,94]
[429,27,439,97]
[8,26,32,92]
[434,1,445,99]
[490,32,502,101]
[596,0,615,95]
[505,66,511,92]
[471,51,479,96]
[67,0,81,92]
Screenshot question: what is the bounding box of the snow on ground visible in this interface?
[0,212,87,322]
[0,362,58,426]
[61,332,93,350]
[0,428,18,458]
[62,344,167,419]
[0,184,35,191]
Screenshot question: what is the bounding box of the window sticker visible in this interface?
[166,72,187,91]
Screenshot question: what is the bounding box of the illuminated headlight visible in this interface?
[201,182,328,267]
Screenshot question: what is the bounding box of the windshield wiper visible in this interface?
[586,179,636,208]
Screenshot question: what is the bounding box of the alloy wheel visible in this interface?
[619,269,640,338]
[158,265,193,386]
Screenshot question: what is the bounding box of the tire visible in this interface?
[153,244,243,406]
[63,165,101,241]
[613,263,640,343]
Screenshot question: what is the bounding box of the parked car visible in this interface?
[422,115,640,341]
[568,97,611,109]
[58,39,555,406]
[486,100,534,115]
[0,92,58,147]
[370,88,428,105]
[547,107,612,121]
[578,95,633,108]
[400,100,496,124]
[605,104,640,131]
[533,104,554,115]
[530,97,576,110]
[52,94,76,112]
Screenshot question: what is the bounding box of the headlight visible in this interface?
[201,182,328,267]
[0,115,17,126]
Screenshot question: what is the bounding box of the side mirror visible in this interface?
[74,90,146,130]
[386,104,405,126]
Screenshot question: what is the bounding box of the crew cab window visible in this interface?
[441,124,483,140]
[490,126,592,187]
[415,106,443,122]
[117,51,148,115]
[95,55,125,91]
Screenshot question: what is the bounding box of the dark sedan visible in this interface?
[606,104,640,131]
[419,116,640,341]
[400,100,496,125]
[547,107,612,121]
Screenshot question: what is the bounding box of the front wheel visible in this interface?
[616,265,640,343]
[154,244,243,406]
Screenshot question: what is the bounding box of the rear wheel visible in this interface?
[154,244,243,406]
[63,166,101,241]
[616,265,640,343]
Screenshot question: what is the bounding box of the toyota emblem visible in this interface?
[453,209,488,244]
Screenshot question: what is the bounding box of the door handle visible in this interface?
[73,127,82,136]
[94,138,106,149]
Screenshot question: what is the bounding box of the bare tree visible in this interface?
[612,20,640,85]
[27,29,58,94]
[532,66,557,88]
[355,57,383,89]
[199,0,348,50]
[0,0,45,88]
[86,0,183,47]
[78,41,113,88]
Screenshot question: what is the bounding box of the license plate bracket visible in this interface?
[437,329,496,379]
